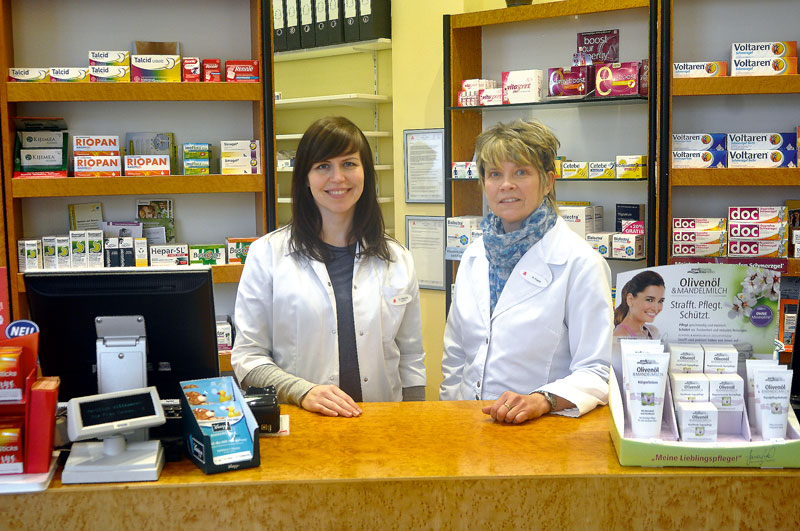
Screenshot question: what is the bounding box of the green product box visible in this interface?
[183,143,211,159]
[189,244,226,265]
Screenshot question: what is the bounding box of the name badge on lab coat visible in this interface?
[390,294,412,305]
[519,270,548,287]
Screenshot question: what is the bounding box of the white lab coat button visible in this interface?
[475,393,480,400]
[485,338,489,344]
[353,284,358,289]
[331,329,336,335]
[477,380,481,388]
[329,376,335,381]
[359,331,364,336]
[363,377,368,383]
[327,281,332,287]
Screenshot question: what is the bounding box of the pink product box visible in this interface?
[478,88,503,106]
[548,66,594,97]
[639,59,649,96]
[457,90,478,107]
[502,69,544,104]
[577,29,619,64]
[672,218,727,231]
[727,240,788,258]
[728,222,787,241]
[595,62,640,97]
[183,57,201,82]
[728,206,786,224]
[672,230,727,245]
[672,242,726,257]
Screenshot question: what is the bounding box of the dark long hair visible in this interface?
[614,270,665,326]
[289,116,390,263]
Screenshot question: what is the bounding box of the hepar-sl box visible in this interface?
[150,244,189,266]
[727,132,796,151]
[672,133,726,151]
[727,239,788,258]
[612,233,644,259]
[585,232,615,257]
[672,61,727,78]
[672,230,727,245]
[672,150,728,168]
[502,69,545,104]
[728,149,797,168]
[672,217,727,231]
[728,222,786,241]
[672,242,726,257]
[124,155,170,176]
[731,57,797,76]
[728,206,786,223]
[73,156,122,177]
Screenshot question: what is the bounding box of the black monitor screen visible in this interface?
[25,268,220,401]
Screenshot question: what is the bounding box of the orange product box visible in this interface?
[203,59,221,82]
[226,237,258,264]
[74,156,122,177]
[0,347,23,401]
[73,135,120,156]
[0,421,23,474]
[124,155,170,176]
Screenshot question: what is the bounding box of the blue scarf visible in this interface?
[481,201,558,314]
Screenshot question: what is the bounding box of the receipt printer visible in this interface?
[244,386,280,434]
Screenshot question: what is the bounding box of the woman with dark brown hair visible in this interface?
[232,116,426,417]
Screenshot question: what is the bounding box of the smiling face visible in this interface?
[307,151,365,224]
[483,161,553,232]
[626,285,665,323]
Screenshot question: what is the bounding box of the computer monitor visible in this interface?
[25,268,220,402]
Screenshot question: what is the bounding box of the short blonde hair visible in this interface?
[474,119,559,212]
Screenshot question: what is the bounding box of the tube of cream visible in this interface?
[746,358,779,429]
[623,349,670,439]
[755,368,793,440]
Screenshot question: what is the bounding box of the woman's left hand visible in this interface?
[481,391,551,424]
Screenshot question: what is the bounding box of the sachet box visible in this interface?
[731,41,797,59]
[225,60,259,82]
[190,244,227,265]
[672,133,726,151]
[502,69,545,104]
[150,244,189,266]
[17,240,42,272]
[227,237,258,264]
[672,61,727,78]
[124,155,170,176]
[585,232,615,257]
[728,149,797,168]
[89,51,130,66]
[547,65,593,97]
[73,156,122,177]
[8,68,50,82]
[595,62,640,97]
[672,242,726,257]
[612,233,644,259]
[728,206,786,223]
[561,161,588,179]
[49,67,90,82]
[728,221,786,241]
[73,135,121,156]
[89,65,130,82]
[672,217,727,231]
[731,57,797,76]
[727,132,796,151]
[588,161,615,179]
[672,230,727,245]
[672,150,728,168]
[727,239,788,258]
[616,155,647,178]
[131,55,182,82]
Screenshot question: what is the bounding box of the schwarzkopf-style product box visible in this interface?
[672,150,728,168]
[502,69,545,104]
[727,133,796,152]
[672,133,726,151]
[728,150,797,168]
[672,61,727,78]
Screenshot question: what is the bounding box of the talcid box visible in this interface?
[49,67,90,83]
[89,51,130,66]
[131,55,182,82]
[8,67,50,82]
[672,61,727,78]
[90,65,130,82]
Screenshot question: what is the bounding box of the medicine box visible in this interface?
[672,61,727,78]
[73,135,120,156]
[227,237,258,264]
[183,57,201,82]
[462,79,497,91]
[588,162,615,179]
[183,159,210,175]
[615,203,645,232]
[89,65,130,82]
[19,149,63,171]
[727,132,796,152]
[561,161,588,179]
[594,206,604,232]
[672,230,727,245]
[727,239,788,258]
[547,65,593,97]
[220,140,260,157]
[612,233,644,259]
[731,57,797,76]
[104,237,120,268]
[707,373,744,413]
[446,216,482,249]
[131,55,182,82]
[502,69,545,104]
[728,222,786,241]
[190,244,226,265]
[8,68,50,82]
[669,343,704,374]
[134,238,149,267]
[86,230,104,268]
[671,373,709,402]
[183,143,211,159]
[17,240,42,272]
[74,156,122,177]
[56,236,70,268]
[728,206,786,224]
[478,88,503,106]
[672,242,726,257]
[560,206,594,239]
[595,62,639,97]
[41,236,57,270]
[615,155,647,178]
[203,59,222,82]
[728,149,797,168]
[150,244,189,266]
[124,155,170,176]
[731,41,797,59]
[21,131,64,149]
[621,220,645,235]
[672,133,726,151]
[120,237,135,267]
[672,150,728,168]
[585,232,615,258]
[676,401,718,443]
[89,51,130,66]
[70,230,88,268]
[221,156,260,174]
[672,217,727,231]
[49,67,90,83]
[225,60,259,82]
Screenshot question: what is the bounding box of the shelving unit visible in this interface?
[444,0,656,308]
[0,0,275,318]
[273,38,393,230]
[661,0,800,264]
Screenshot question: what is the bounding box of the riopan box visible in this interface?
[731,41,797,59]
[728,149,797,168]
[731,57,797,76]
[74,156,122,177]
[131,55,182,82]
[727,133,796,152]
[672,61,727,78]
[672,133,726,151]
[8,68,49,82]
[49,67,90,82]
[672,150,728,168]
[73,135,121,156]
[190,244,226,265]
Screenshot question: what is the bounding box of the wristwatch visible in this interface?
[531,390,557,413]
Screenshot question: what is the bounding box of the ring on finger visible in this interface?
[504,403,512,410]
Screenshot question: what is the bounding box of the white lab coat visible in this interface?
[232,227,426,402]
[440,217,612,416]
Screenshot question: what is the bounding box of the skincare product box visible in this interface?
[615,155,647,179]
[728,222,786,241]
[672,150,728,168]
[672,133,726,151]
[728,149,797,168]
[227,237,258,264]
[672,61,727,78]
[89,65,130,82]
[585,232,615,258]
[560,206,595,239]
[672,230,727,245]
[446,216,482,259]
[502,69,545,104]
[728,206,786,224]
[672,217,727,231]
[703,344,739,374]
[183,57,201,82]
[731,57,797,76]
[595,62,640,97]
[49,67,90,82]
[73,135,120,156]
[8,68,50,82]
[89,51,130,66]
[588,161,615,179]
[225,60,259,82]
[669,343,705,373]
[124,155,170,176]
[69,230,88,268]
[131,55,182,82]
[547,65,593,97]
[612,233,644,259]
[561,161,588,179]
[220,140,260,157]
[149,244,189,266]
[727,132,796,152]
[478,88,503,106]
[707,373,745,412]
[671,242,726,257]
[676,401,718,442]
[73,156,122,177]
[221,156,260,174]
[731,41,797,59]
[577,29,619,64]
[727,239,789,258]
[671,373,709,402]
[190,244,227,265]
[615,203,645,232]
[203,59,222,82]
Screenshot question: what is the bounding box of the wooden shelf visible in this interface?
[11,174,266,198]
[6,82,263,102]
[275,93,391,110]
[451,0,648,28]
[16,263,245,292]
[274,38,391,62]
[277,131,391,141]
[672,75,800,96]
[670,168,800,186]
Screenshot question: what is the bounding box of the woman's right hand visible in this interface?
[300,385,363,417]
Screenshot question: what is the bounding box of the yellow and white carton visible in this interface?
[17,240,42,272]
[588,161,615,179]
[8,68,49,82]
[561,161,588,179]
[131,55,182,82]
[560,206,595,239]
[86,230,104,268]
[90,65,130,82]
[89,51,130,66]
[70,230,88,268]
[221,155,260,175]
[49,67,90,82]
[615,155,647,179]
[150,244,189,266]
[731,57,797,76]
[134,238,149,267]
[672,242,726,257]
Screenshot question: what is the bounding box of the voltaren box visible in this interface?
[672,61,727,78]
[615,155,647,178]
[672,150,728,168]
[672,133,726,151]
[227,237,258,264]
[731,57,797,76]
[131,55,182,82]
[49,67,90,82]
[150,244,189,266]
[8,67,49,82]
[728,206,786,224]
[612,233,644,259]
[672,242,726,257]
[502,69,545,104]
[727,132,796,151]
[615,203,645,232]
[728,149,797,168]
[731,41,797,59]
[585,232,615,258]
[190,244,227,265]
